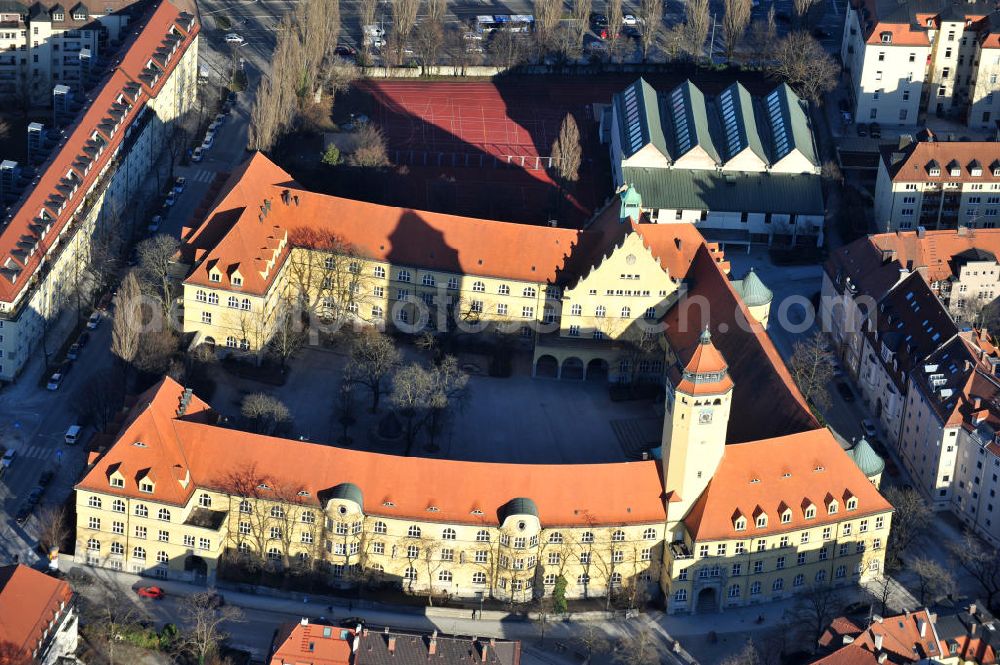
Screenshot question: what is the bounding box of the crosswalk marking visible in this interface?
[188,169,216,183]
[19,445,51,460]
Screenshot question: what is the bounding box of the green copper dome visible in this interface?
[738,268,773,307]
[849,438,885,478]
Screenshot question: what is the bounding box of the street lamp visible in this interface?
[476,591,484,620]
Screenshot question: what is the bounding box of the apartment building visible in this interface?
[874,137,1000,233]
[841,0,1000,128]
[0,0,198,382]
[824,228,1000,517]
[0,564,77,665]
[602,79,824,247]
[0,0,139,104]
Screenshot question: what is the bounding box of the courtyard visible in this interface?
[207,344,661,465]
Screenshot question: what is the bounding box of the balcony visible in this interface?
[183,508,228,531]
[669,541,693,560]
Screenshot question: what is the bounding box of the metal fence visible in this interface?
[392,150,553,170]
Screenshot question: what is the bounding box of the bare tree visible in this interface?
[769,31,839,104]
[391,0,420,60]
[683,0,710,60]
[345,329,402,412]
[82,591,146,665]
[427,0,447,24]
[785,584,843,646]
[789,330,835,411]
[0,641,32,665]
[413,19,445,74]
[134,328,179,376]
[638,0,663,61]
[911,556,957,606]
[180,593,244,665]
[292,0,342,99]
[285,229,370,325]
[248,15,301,151]
[948,532,1000,610]
[391,356,469,454]
[267,302,305,369]
[348,124,390,168]
[613,631,665,665]
[551,113,582,188]
[571,0,592,52]
[883,486,931,570]
[359,0,378,62]
[606,0,625,61]
[73,368,126,431]
[722,0,751,61]
[36,505,70,556]
[136,234,180,321]
[534,0,563,61]
[792,0,820,25]
[576,623,611,659]
[111,271,142,372]
[720,639,765,665]
[488,23,527,68]
[240,392,291,435]
[746,7,777,65]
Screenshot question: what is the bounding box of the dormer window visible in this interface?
[846,497,858,511]
[756,514,767,528]
[209,271,221,283]
[73,9,86,20]
[110,476,124,488]
[198,493,212,507]
[139,480,153,493]
[805,505,816,519]
[926,18,933,27]
[781,510,792,524]
[52,11,64,20]
[928,160,941,177]
[232,275,242,286]
[880,31,892,43]
[827,500,839,515]
[949,161,961,177]
[970,161,983,177]
[735,517,747,531]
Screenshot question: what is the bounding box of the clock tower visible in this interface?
[661,328,733,532]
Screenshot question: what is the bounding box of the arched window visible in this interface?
[581,532,594,543]
[472,281,485,292]
[195,290,207,302]
[442,528,457,540]
[523,287,536,298]
[476,530,491,542]
[773,578,784,591]
[610,572,622,587]
[498,284,510,295]
[156,551,168,563]
[407,525,421,538]
[238,542,250,553]
[270,506,284,518]
[728,584,740,598]
[112,499,125,513]
[88,496,102,509]
[815,570,827,582]
[239,339,250,351]
[643,528,657,540]
[134,504,148,518]
[374,521,387,534]
[132,546,146,560]
[207,293,219,305]
[226,336,237,348]
[406,545,419,558]
[228,296,239,308]
[157,508,171,522]
[110,542,124,555]
[404,566,417,581]
[239,499,252,514]
[621,306,631,318]
[438,570,453,582]
[548,531,563,544]
[87,538,100,551]
[570,304,582,316]
[423,274,436,287]
[324,256,335,270]
[374,266,386,278]
[595,306,606,318]
[472,572,487,584]
[267,547,281,560]
[199,493,212,508]
[612,530,625,542]
[241,298,251,311]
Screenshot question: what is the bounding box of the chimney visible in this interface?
[363,628,369,637]
[480,642,489,663]
[972,623,978,636]
[970,603,978,616]
[428,635,437,656]
[353,636,360,653]
[874,615,884,623]
[873,631,884,651]
[917,226,926,238]
[388,637,397,654]
[300,617,309,626]
[975,397,982,409]
[905,609,911,617]
[877,653,888,664]
[919,619,927,637]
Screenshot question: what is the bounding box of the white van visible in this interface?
[65,425,82,445]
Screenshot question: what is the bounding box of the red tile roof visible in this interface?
[811,610,941,664]
[683,429,893,541]
[0,564,73,661]
[78,377,668,526]
[884,141,1000,184]
[865,22,931,45]
[270,621,353,665]
[0,0,198,305]
[181,154,712,297]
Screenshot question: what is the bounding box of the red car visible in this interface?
[136,586,165,600]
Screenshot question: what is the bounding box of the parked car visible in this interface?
[137,586,165,600]
[86,312,101,329]
[15,505,32,524]
[164,192,176,206]
[226,91,237,105]
[862,419,878,438]
[148,215,162,233]
[174,176,186,193]
[622,13,638,25]
[202,133,215,150]
[191,147,204,163]
[2,449,15,469]
[47,372,65,390]
[836,381,855,403]
[77,331,89,347]
[224,33,246,45]
[334,45,357,59]
[340,617,366,629]
[589,12,608,29]
[869,122,882,139]
[856,123,868,137]
[214,113,226,125]
[66,343,81,361]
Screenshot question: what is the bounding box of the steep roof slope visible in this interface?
[0,564,73,660]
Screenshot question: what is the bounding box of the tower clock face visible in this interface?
[698,409,713,424]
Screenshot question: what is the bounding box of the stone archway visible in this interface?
[203,336,216,350]
[185,555,208,585]
[561,357,584,380]
[534,354,558,379]
[696,587,717,613]
[586,358,609,382]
